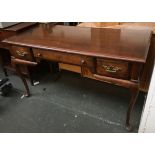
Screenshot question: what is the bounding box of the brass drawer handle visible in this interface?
[37,53,42,57]
[102,64,121,73]
[16,51,28,57]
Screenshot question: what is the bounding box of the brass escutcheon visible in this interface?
[102,64,121,73]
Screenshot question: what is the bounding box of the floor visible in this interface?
[0,69,145,133]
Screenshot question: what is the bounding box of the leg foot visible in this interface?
[27,67,35,86]
[125,85,139,131]
[125,124,133,132]
[15,65,31,97]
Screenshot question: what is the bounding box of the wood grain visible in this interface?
[3,24,152,63]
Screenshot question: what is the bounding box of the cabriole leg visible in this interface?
[126,84,139,131]
[15,65,30,97]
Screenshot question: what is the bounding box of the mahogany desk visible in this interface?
[3,24,152,130]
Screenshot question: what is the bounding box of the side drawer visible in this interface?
[96,58,129,79]
[33,48,94,66]
[11,46,34,61]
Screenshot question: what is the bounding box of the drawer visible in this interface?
[96,58,129,79]
[11,46,34,61]
[33,48,94,66]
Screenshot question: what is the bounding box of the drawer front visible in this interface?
[96,58,129,79]
[11,46,34,61]
[33,48,94,66]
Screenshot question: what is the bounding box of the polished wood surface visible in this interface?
[0,22,38,49]
[3,24,151,63]
[78,22,155,92]
[3,23,152,131]
[116,23,155,92]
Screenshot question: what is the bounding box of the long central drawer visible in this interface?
[33,48,130,80]
[33,48,94,66]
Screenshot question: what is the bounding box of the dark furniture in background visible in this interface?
[0,22,63,85]
[0,22,38,83]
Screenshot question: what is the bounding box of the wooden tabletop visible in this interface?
[3,23,152,63]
